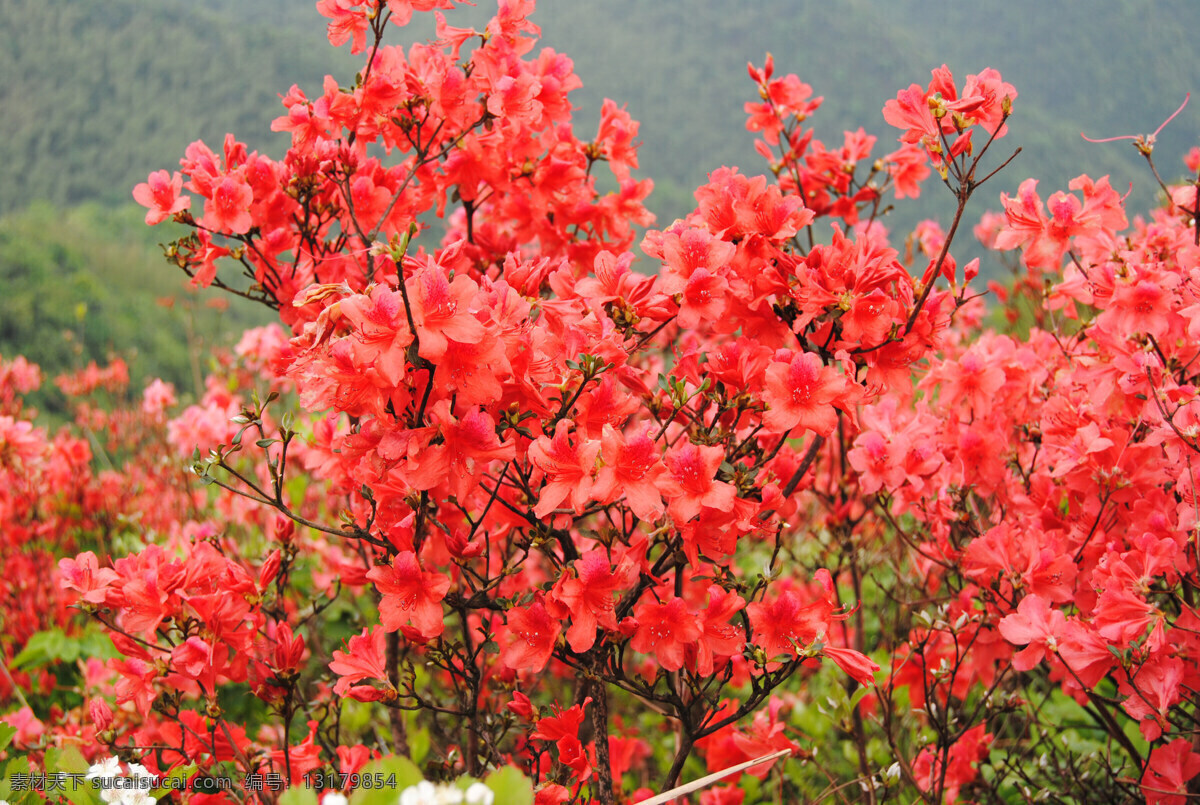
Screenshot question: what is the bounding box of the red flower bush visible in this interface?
[2,2,1200,804]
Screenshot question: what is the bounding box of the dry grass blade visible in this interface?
[635,748,793,805]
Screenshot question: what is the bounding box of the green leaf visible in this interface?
[0,757,12,799]
[46,745,89,774]
[849,684,871,712]
[79,631,120,662]
[12,629,77,669]
[44,746,100,805]
[740,772,763,803]
[453,776,480,791]
[348,757,423,805]
[409,727,431,766]
[151,763,197,801]
[279,785,319,805]
[0,755,43,805]
[0,721,17,753]
[13,628,119,670]
[483,766,533,805]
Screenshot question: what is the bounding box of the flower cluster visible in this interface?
[397,780,494,805]
[85,756,160,805]
[883,64,1017,170]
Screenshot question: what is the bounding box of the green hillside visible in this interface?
[0,0,355,214]
[0,203,269,413]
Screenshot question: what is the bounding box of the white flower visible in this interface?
[86,757,122,780]
[464,783,494,805]
[323,794,350,805]
[396,782,474,805]
[84,757,160,805]
[126,764,156,786]
[399,781,439,805]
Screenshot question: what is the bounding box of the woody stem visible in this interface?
[589,655,616,805]
[385,631,409,757]
[905,191,969,335]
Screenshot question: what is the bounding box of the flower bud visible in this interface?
[89,698,114,732]
[273,516,296,545]
[259,549,282,589]
[506,691,535,720]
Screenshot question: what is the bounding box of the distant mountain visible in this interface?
[0,0,354,214]
[2,0,1194,223]
[511,0,1198,228]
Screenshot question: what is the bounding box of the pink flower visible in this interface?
[532,701,593,783]
[691,586,746,677]
[502,596,562,672]
[885,143,930,199]
[657,439,735,523]
[748,589,833,660]
[550,551,635,653]
[315,0,371,53]
[631,597,701,672]
[367,552,451,639]
[330,627,391,697]
[339,286,414,387]
[912,724,992,803]
[58,551,117,605]
[884,65,1015,164]
[822,645,879,687]
[997,594,1066,671]
[141,379,177,418]
[528,421,600,518]
[132,170,189,225]
[761,351,846,437]
[406,263,486,362]
[592,425,666,521]
[1144,738,1200,805]
[200,175,254,234]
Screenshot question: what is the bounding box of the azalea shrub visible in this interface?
[3,1,1200,803]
